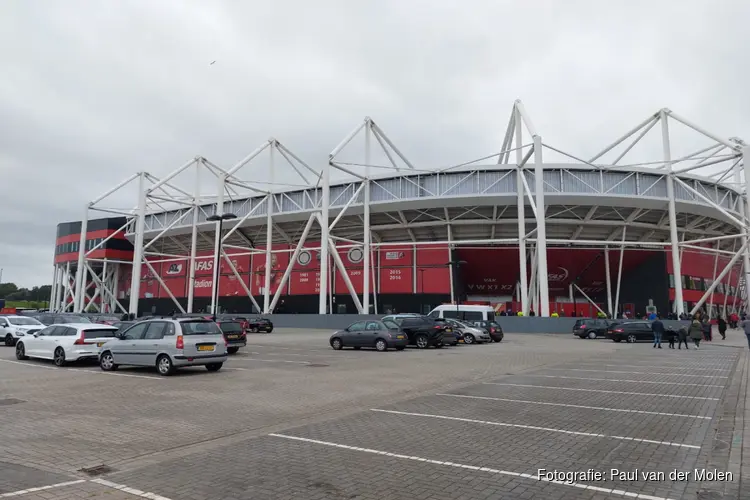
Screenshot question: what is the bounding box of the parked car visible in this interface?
[443,318,490,344]
[329,319,408,351]
[31,313,93,326]
[246,317,273,333]
[606,321,654,343]
[98,318,228,376]
[472,320,504,342]
[0,316,45,346]
[573,318,616,339]
[111,321,135,332]
[15,324,119,366]
[88,314,121,325]
[381,314,448,349]
[217,320,246,354]
[428,304,496,322]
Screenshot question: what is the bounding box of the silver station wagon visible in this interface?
[98,318,228,376]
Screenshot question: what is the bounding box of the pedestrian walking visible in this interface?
[689,316,703,349]
[702,317,712,341]
[667,327,676,348]
[677,325,689,350]
[741,316,750,350]
[651,316,664,349]
[718,317,727,340]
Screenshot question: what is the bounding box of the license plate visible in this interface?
[227,335,239,339]
[396,335,404,339]
[197,345,215,352]
[97,342,104,347]
[446,328,452,332]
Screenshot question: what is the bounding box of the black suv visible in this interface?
[246,317,273,333]
[606,321,654,343]
[387,315,447,349]
[573,318,615,339]
[216,320,246,354]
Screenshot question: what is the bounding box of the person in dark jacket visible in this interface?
[689,317,703,349]
[702,317,712,341]
[718,317,727,340]
[677,325,689,350]
[651,316,665,349]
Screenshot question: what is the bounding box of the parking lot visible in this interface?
[0,329,746,499]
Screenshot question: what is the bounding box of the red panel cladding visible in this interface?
[416,246,450,266]
[379,267,413,294]
[139,260,161,298]
[292,243,322,271]
[337,244,365,268]
[220,251,250,275]
[379,246,413,266]
[192,276,214,297]
[159,277,186,299]
[290,270,321,295]
[251,245,291,295]
[416,267,451,294]
[335,267,374,294]
[162,260,187,277]
[193,252,216,277]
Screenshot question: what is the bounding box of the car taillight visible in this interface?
[614,328,624,333]
[74,333,85,345]
[579,324,586,329]
[176,335,184,349]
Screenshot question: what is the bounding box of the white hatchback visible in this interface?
[15,323,119,367]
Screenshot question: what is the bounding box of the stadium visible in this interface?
[49,101,750,319]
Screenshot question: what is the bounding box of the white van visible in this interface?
[427,304,496,322]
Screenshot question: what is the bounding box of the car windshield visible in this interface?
[65,316,92,323]
[180,320,222,335]
[220,322,243,334]
[83,328,118,337]
[9,317,42,326]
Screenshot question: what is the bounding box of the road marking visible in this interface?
[370,409,700,449]
[269,433,678,500]
[0,359,162,380]
[482,382,719,400]
[437,393,711,419]
[576,363,729,372]
[223,367,252,371]
[548,368,727,378]
[525,374,725,388]
[0,480,86,498]
[92,479,173,500]
[232,357,313,365]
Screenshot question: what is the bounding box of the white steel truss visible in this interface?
[52,101,749,317]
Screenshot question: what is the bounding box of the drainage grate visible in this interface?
[0,398,25,406]
[307,363,329,368]
[79,465,115,476]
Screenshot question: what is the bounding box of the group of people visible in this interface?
[650,312,749,350]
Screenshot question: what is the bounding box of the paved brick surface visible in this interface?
[0,329,747,499]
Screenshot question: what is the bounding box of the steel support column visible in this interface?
[263,146,275,314]
[74,206,89,312]
[515,107,529,314]
[742,146,750,313]
[662,112,684,316]
[319,160,331,314]
[362,120,372,314]
[187,162,200,313]
[128,172,147,316]
[533,135,549,316]
[49,265,58,312]
[210,175,225,316]
[604,247,613,317]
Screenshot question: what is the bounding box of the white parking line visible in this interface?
[0,359,162,380]
[91,478,173,500]
[371,409,700,449]
[576,363,729,372]
[269,433,678,500]
[232,357,313,366]
[437,393,711,419]
[548,368,727,378]
[525,374,726,388]
[0,479,86,498]
[481,382,719,400]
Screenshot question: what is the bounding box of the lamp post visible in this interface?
[207,213,237,320]
[446,260,468,318]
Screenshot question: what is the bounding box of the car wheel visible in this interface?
[627,334,637,344]
[464,333,475,344]
[227,347,239,354]
[53,347,66,367]
[156,354,175,376]
[99,351,118,371]
[206,363,223,372]
[4,334,14,346]
[331,337,343,350]
[587,331,597,339]
[395,346,405,351]
[15,342,27,360]
[266,328,273,333]
[250,327,258,333]
[375,339,388,352]
[415,335,429,349]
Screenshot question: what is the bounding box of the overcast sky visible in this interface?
[0,0,748,288]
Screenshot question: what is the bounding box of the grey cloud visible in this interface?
[0,0,747,287]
